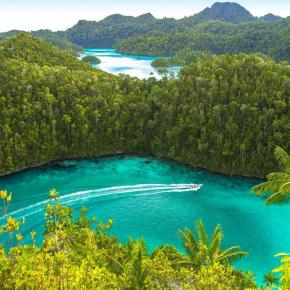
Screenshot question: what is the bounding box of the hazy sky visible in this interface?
[0,0,289,32]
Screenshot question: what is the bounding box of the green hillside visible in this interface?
[0,35,289,177]
[0,24,290,290]
[181,2,256,25]
[0,33,88,70]
[0,30,82,53]
[115,18,290,61]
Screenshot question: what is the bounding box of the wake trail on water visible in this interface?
[3,184,202,220]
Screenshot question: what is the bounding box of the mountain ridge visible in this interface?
[0,2,287,53]
[181,2,256,25]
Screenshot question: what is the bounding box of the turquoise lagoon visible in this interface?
[1,155,290,283]
[81,48,181,79]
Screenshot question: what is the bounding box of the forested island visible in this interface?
[115,17,290,60]
[0,1,290,288]
[151,51,212,68]
[81,55,101,65]
[0,33,289,178]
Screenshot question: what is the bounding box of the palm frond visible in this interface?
[267,172,290,182]
[137,237,148,256]
[173,258,195,268]
[265,191,288,205]
[105,254,124,274]
[263,272,279,287]
[275,146,290,173]
[126,237,135,258]
[218,250,248,264]
[195,219,208,245]
[280,181,290,195]
[209,228,223,257]
[221,246,242,256]
[178,228,198,258]
[252,146,290,205]
[210,224,223,243]
[252,180,286,195]
[132,248,148,289]
[127,238,134,250]
[150,245,166,259]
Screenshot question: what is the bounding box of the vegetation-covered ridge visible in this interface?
[0,2,289,62]
[0,189,258,289]
[0,29,82,53]
[115,18,290,61]
[64,2,287,51]
[0,33,90,70]
[0,34,289,177]
[151,51,213,68]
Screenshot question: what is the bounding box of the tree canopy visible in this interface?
[81,55,101,65]
[0,21,289,290]
[0,35,289,178]
[115,19,290,62]
[0,33,88,70]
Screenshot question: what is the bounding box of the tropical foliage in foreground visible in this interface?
[177,220,248,268]
[0,34,289,178]
[251,147,290,289]
[253,146,290,205]
[0,190,256,289]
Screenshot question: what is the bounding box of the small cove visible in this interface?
[0,155,289,284]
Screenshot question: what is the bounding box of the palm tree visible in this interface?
[252,146,290,205]
[105,238,149,275]
[107,238,149,289]
[131,247,148,290]
[263,272,279,288]
[176,219,247,268]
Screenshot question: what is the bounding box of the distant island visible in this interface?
[81,55,101,65]
[151,51,212,69]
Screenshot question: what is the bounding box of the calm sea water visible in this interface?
[81,48,181,79]
[1,155,289,283]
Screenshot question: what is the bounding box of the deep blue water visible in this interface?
[1,155,289,283]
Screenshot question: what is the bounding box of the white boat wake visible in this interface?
[3,183,202,220]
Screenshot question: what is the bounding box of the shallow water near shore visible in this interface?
[0,155,289,284]
[81,48,181,79]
